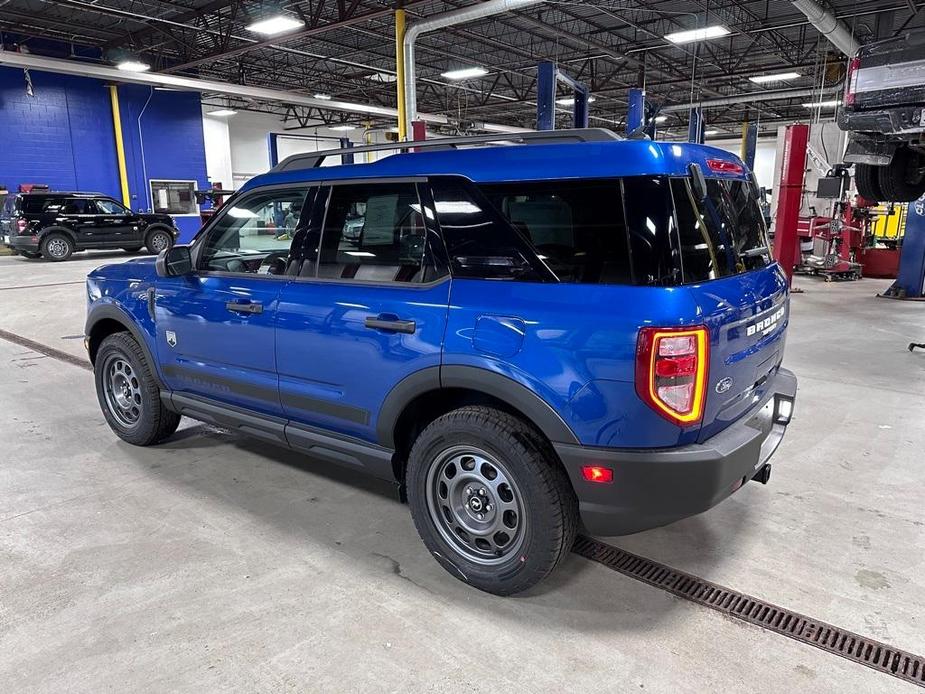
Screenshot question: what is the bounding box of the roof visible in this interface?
[16,191,107,197]
[242,140,748,193]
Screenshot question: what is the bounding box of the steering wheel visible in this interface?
[257,252,288,275]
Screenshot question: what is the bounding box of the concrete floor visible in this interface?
[0,252,923,693]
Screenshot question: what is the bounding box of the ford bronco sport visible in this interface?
[1,191,177,260]
[85,129,797,595]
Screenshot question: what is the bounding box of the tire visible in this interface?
[19,250,41,259]
[406,406,578,596]
[146,228,174,255]
[94,332,180,446]
[122,246,143,254]
[41,233,74,261]
[854,163,884,203]
[878,147,925,202]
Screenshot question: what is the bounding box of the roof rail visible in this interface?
[270,128,622,172]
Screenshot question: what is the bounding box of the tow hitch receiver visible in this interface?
[752,464,772,485]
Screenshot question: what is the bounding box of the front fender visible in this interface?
[85,300,164,389]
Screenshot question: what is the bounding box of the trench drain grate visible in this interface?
[573,536,925,688]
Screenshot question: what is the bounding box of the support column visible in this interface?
[395,8,408,141]
[741,119,758,170]
[339,138,355,165]
[267,132,280,167]
[688,108,704,144]
[626,88,645,135]
[108,85,131,207]
[536,61,556,131]
[772,123,810,286]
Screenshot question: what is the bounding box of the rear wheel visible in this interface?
[406,406,578,595]
[878,147,925,202]
[41,233,73,261]
[146,228,173,255]
[19,250,41,259]
[122,246,143,254]
[854,163,884,203]
[94,332,180,446]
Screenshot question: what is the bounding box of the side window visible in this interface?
[429,176,553,282]
[21,197,51,214]
[95,199,128,215]
[198,188,308,275]
[621,177,680,286]
[316,182,430,283]
[478,178,632,284]
[61,198,92,215]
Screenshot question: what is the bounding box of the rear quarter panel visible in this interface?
[443,279,703,448]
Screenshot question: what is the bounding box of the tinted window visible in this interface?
[199,188,307,275]
[622,177,680,286]
[479,179,634,284]
[95,199,128,215]
[316,182,431,283]
[60,198,94,215]
[429,177,553,282]
[671,178,771,282]
[21,196,53,214]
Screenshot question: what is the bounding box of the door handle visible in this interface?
[226,301,263,314]
[364,316,416,334]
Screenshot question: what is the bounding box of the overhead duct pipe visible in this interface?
[0,50,533,134]
[791,0,860,56]
[661,86,840,113]
[402,0,545,138]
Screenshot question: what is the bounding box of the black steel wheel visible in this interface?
[41,233,73,261]
[94,332,180,446]
[146,228,173,255]
[407,406,578,596]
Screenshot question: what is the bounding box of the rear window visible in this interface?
[671,178,771,282]
[430,175,769,286]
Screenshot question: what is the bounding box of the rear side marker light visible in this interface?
[636,326,709,427]
[706,159,744,175]
[581,466,614,484]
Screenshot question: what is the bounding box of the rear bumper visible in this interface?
[839,106,925,139]
[7,235,39,251]
[555,367,797,536]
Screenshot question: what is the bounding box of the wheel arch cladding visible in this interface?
[379,365,580,481]
[86,305,164,389]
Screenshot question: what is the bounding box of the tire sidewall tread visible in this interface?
[406,405,577,596]
[94,332,180,446]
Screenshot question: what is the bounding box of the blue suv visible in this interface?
[86,129,797,595]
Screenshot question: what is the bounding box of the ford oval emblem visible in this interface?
[715,377,734,394]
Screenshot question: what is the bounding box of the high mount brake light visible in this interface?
[706,158,744,175]
[635,326,709,426]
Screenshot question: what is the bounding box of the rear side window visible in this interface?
[20,197,51,214]
[316,182,433,283]
[671,178,771,282]
[479,179,633,284]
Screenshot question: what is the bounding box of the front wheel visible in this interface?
[406,406,578,596]
[94,332,180,446]
[146,228,174,255]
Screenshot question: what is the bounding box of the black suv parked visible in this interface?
[1,192,178,261]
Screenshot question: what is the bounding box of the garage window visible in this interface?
[150,180,198,215]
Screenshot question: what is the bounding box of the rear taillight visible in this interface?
[635,326,709,426]
[16,218,28,234]
[844,56,860,106]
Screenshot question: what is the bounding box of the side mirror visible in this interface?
[155,245,193,277]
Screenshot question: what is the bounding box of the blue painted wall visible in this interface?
[0,66,208,243]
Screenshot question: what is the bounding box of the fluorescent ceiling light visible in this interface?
[207,109,237,117]
[441,66,488,80]
[246,15,304,36]
[655,115,668,123]
[330,124,356,131]
[749,71,801,84]
[665,25,730,44]
[117,60,150,73]
[802,100,841,108]
[555,96,596,105]
[313,93,332,100]
[704,129,720,136]
[367,72,397,83]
